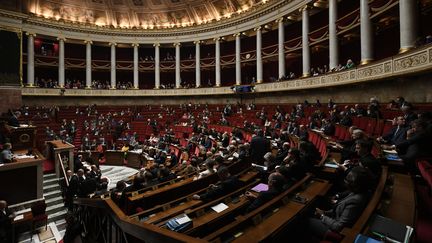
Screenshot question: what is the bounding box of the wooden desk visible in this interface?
[12,211,33,243]
[12,211,33,225]
[203,177,330,243]
[232,179,330,242]
[0,149,44,205]
[104,151,125,166]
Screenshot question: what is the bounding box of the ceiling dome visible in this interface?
[3,0,268,29]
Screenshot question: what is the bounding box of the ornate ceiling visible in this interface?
[0,0,269,29]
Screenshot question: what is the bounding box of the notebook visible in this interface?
[251,183,269,192]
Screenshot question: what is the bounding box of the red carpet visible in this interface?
[415,183,432,243]
[43,159,55,173]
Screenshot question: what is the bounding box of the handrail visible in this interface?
[74,197,206,243]
[57,153,69,187]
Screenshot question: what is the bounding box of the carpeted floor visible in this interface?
[415,183,432,243]
[43,160,55,173]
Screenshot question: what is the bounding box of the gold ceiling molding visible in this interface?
[0,0,313,41]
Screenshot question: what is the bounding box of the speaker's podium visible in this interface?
[0,125,44,205]
[47,140,75,177]
[7,124,37,150]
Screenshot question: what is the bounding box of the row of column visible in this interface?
[26,0,418,87]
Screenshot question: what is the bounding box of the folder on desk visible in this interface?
[369,215,413,243]
[251,183,269,192]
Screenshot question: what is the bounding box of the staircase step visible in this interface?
[43,177,60,186]
[45,196,64,206]
[44,190,62,199]
[48,208,68,223]
[43,184,61,193]
[43,173,57,180]
[46,203,66,215]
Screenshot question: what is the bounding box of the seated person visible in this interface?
[377,116,408,146]
[337,139,381,177]
[111,180,127,206]
[192,166,243,202]
[396,119,432,162]
[244,172,286,213]
[282,148,308,181]
[305,166,372,240]
[158,165,176,183]
[0,143,13,164]
[0,200,16,242]
[196,159,216,180]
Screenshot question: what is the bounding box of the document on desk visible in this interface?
[176,214,192,224]
[383,149,398,154]
[251,183,269,192]
[212,203,229,213]
[324,162,339,169]
[14,214,24,221]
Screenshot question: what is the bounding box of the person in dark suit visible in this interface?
[282,148,309,182]
[306,166,372,239]
[377,116,408,146]
[0,200,15,242]
[89,165,102,183]
[250,129,270,165]
[401,104,418,126]
[7,110,19,127]
[65,170,79,210]
[192,166,243,202]
[245,172,286,213]
[274,142,290,164]
[79,171,97,198]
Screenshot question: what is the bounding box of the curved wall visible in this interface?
[21,72,432,106]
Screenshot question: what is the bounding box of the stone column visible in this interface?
[277,18,286,79]
[58,37,65,88]
[84,40,92,88]
[154,43,160,89]
[255,26,263,83]
[109,42,117,89]
[194,41,201,87]
[174,43,181,88]
[399,0,418,52]
[26,33,35,87]
[234,33,241,85]
[360,0,373,64]
[215,37,221,87]
[302,6,311,77]
[132,43,139,89]
[329,0,339,70]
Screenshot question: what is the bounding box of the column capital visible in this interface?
[153,43,160,47]
[84,40,93,45]
[57,37,67,42]
[233,33,241,37]
[275,17,284,23]
[213,37,221,42]
[299,5,311,13]
[26,32,36,37]
[131,43,139,47]
[109,42,117,46]
[193,40,202,45]
[173,42,181,47]
[254,26,262,32]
